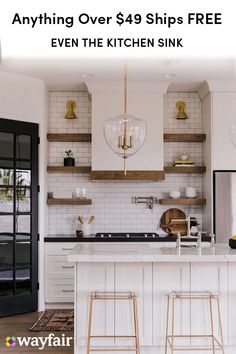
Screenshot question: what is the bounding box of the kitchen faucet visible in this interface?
[134,196,158,210]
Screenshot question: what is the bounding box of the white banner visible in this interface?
[0,0,235,59]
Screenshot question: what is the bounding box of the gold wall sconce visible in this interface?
[176,101,188,120]
[65,100,77,119]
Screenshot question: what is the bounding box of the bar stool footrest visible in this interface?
[88,347,139,352]
[90,335,136,338]
[167,335,224,351]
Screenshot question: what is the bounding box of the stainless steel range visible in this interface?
[94,232,160,241]
[95,232,159,239]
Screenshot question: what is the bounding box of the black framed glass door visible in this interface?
[0,118,38,317]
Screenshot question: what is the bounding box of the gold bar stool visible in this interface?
[165,291,225,354]
[87,291,140,354]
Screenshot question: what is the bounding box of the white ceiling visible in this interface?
[0,57,235,91]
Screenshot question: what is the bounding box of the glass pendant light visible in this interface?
[103,65,147,175]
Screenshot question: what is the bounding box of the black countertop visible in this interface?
[44,236,80,242]
[44,235,211,243]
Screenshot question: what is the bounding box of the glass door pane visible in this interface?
[0,119,38,316]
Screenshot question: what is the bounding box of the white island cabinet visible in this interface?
[68,243,236,354]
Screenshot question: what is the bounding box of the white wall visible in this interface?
[48,91,204,235]
[202,92,213,232]
[212,92,236,170]
[0,71,49,311]
[88,82,167,171]
[199,83,236,235]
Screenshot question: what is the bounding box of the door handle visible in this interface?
[62,289,74,293]
[62,248,73,250]
[62,266,74,269]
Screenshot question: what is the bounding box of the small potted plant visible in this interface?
[64,149,75,166]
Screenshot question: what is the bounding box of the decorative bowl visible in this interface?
[169,191,181,199]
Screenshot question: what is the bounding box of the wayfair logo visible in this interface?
[6,337,17,347]
[6,334,72,350]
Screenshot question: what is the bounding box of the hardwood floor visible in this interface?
[0,312,73,353]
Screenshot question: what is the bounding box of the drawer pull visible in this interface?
[62,248,73,251]
[62,289,74,293]
[62,266,74,269]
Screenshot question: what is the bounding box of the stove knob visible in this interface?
[126,233,130,238]
[144,234,148,238]
[101,234,104,238]
[152,234,156,238]
[108,234,112,238]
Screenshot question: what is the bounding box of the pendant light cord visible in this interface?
[123,63,127,175]
[124,63,127,115]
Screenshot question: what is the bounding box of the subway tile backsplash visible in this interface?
[48,91,203,235]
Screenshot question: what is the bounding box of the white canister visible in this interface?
[185,187,197,198]
[81,223,91,236]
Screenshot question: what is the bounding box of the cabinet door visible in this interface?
[45,256,74,279]
[45,243,76,256]
[75,262,114,347]
[153,263,191,346]
[190,262,228,346]
[227,263,236,345]
[114,263,153,345]
[45,278,74,303]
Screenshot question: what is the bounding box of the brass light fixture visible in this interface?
[103,65,147,175]
[65,100,77,119]
[176,101,188,120]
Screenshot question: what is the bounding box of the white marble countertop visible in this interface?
[68,243,236,263]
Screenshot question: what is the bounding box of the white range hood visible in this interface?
[86,81,168,176]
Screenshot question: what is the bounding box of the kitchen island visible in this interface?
[68,243,236,354]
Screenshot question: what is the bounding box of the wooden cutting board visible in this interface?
[160,208,187,236]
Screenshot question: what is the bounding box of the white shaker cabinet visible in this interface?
[228,262,236,345]
[45,242,76,304]
[153,262,228,347]
[153,262,191,346]
[75,262,152,347]
[114,263,153,345]
[76,262,115,347]
[190,262,228,346]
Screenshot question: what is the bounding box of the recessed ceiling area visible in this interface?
[0,57,235,91]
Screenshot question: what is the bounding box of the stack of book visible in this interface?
[173,159,194,166]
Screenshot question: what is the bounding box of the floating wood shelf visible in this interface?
[47,198,92,205]
[163,134,206,142]
[159,198,206,206]
[47,166,91,173]
[90,170,165,181]
[47,133,92,142]
[164,166,206,174]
